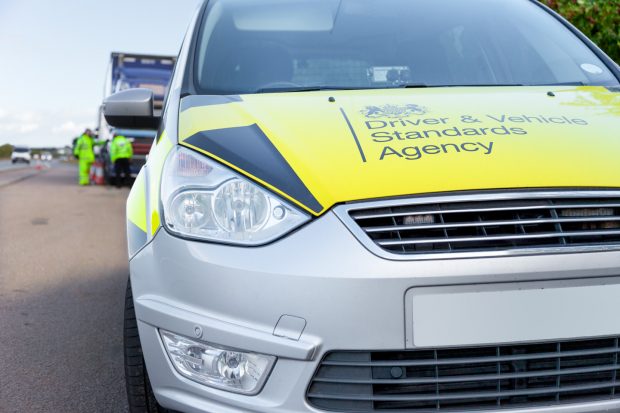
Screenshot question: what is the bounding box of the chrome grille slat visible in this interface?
[364,216,620,233]
[308,381,620,402]
[351,203,620,220]
[313,364,620,385]
[319,345,620,367]
[377,230,620,247]
[341,192,620,258]
[307,337,620,412]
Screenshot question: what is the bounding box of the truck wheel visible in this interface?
[124,279,171,413]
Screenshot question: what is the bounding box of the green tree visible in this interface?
[0,144,13,159]
[540,0,620,64]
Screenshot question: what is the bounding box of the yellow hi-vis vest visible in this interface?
[110,135,133,163]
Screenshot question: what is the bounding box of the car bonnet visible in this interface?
[178,86,620,216]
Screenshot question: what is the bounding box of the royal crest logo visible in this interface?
[361,104,427,118]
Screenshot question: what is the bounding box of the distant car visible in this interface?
[41,152,53,162]
[11,146,31,164]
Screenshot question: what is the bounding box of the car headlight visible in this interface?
[160,330,276,395]
[161,146,310,245]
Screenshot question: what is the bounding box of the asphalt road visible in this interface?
[0,162,46,187]
[0,163,130,412]
[0,159,29,172]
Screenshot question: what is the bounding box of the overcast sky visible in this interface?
[0,0,202,147]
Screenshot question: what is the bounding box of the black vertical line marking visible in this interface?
[339,108,367,163]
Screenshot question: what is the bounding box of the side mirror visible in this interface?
[103,88,160,129]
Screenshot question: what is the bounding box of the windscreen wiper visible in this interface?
[430,83,586,87]
[257,84,432,92]
[255,82,573,93]
[255,86,377,94]
[396,83,526,88]
[537,81,586,86]
[442,83,526,87]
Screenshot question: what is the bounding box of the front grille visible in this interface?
[307,337,620,412]
[347,193,620,257]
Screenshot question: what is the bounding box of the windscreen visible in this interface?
[194,0,618,94]
[13,147,29,153]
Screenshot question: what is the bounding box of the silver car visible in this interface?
[103,0,620,412]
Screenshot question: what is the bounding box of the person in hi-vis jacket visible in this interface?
[73,129,98,186]
[110,134,133,188]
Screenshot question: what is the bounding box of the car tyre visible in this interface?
[124,279,172,413]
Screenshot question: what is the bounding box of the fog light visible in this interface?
[160,330,276,395]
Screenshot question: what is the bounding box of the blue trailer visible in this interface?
[108,52,175,111]
[98,52,176,184]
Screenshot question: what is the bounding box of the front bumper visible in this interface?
[130,212,620,413]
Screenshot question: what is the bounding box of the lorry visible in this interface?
[97,53,176,183]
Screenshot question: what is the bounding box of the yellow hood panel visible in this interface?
[179,86,620,215]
